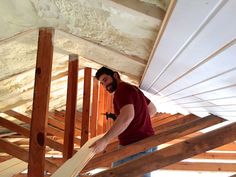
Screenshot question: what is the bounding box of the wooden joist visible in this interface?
[0,138,58,173]
[4,110,81,146]
[92,121,236,177]
[28,28,54,177]
[63,54,78,160]
[84,114,224,171]
[97,83,105,135]
[164,162,236,172]
[193,152,236,160]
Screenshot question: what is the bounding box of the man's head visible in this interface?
[95,67,120,93]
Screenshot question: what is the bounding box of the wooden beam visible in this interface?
[0,117,29,137]
[151,113,183,126]
[4,110,81,146]
[97,83,104,135]
[193,152,236,160]
[103,90,108,133]
[81,67,92,146]
[92,121,236,177]
[154,114,200,132]
[63,54,78,160]
[164,162,236,172]
[84,114,224,171]
[90,77,99,138]
[28,28,54,177]
[0,138,58,173]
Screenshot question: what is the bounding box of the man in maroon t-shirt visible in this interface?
[90,67,157,176]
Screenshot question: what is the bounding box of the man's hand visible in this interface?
[89,137,109,154]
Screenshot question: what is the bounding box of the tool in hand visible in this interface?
[101,112,117,121]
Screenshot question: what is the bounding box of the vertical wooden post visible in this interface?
[97,83,104,135]
[81,67,92,146]
[103,90,108,133]
[63,54,78,160]
[28,28,54,177]
[90,77,99,138]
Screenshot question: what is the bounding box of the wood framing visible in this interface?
[84,114,224,171]
[97,83,105,135]
[0,138,58,173]
[92,122,236,177]
[63,54,78,160]
[90,77,99,138]
[28,28,54,177]
[81,67,92,146]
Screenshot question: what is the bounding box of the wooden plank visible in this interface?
[0,158,27,177]
[84,114,224,171]
[63,54,78,160]
[164,162,236,172]
[51,135,103,177]
[0,138,58,173]
[28,28,54,177]
[90,77,99,138]
[97,83,104,135]
[193,152,236,160]
[92,121,236,177]
[81,67,92,146]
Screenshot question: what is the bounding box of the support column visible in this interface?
[81,67,92,146]
[97,83,104,135]
[63,54,78,160]
[90,77,99,138]
[28,28,54,177]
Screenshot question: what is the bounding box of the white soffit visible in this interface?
[141,0,236,121]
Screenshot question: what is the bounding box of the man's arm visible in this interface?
[147,101,157,117]
[89,104,134,153]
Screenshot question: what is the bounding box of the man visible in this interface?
[89,67,157,177]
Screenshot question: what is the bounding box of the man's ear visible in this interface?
[113,72,119,79]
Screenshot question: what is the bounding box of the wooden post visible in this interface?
[103,90,108,133]
[28,28,54,177]
[81,67,92,146]
[90,77,99,138]
[63,54,78,160]
[97,83,104,135]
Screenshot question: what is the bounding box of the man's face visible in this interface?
[99,74,117,93]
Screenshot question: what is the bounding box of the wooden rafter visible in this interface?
[83,114,224,171]
[92,122,236,177]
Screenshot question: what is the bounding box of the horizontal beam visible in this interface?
[0,138,58,173]
[164,162,236,172]
[92,121,236,177]
[84,114,224,171]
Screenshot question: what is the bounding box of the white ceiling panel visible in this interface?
[142,0,236,121]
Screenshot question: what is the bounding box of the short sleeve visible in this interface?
[114,84,136,110]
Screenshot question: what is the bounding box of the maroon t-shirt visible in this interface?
[113,82,154,145]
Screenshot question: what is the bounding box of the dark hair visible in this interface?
[95,67,115,80]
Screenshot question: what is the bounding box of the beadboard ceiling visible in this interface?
[141,0,236,121]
